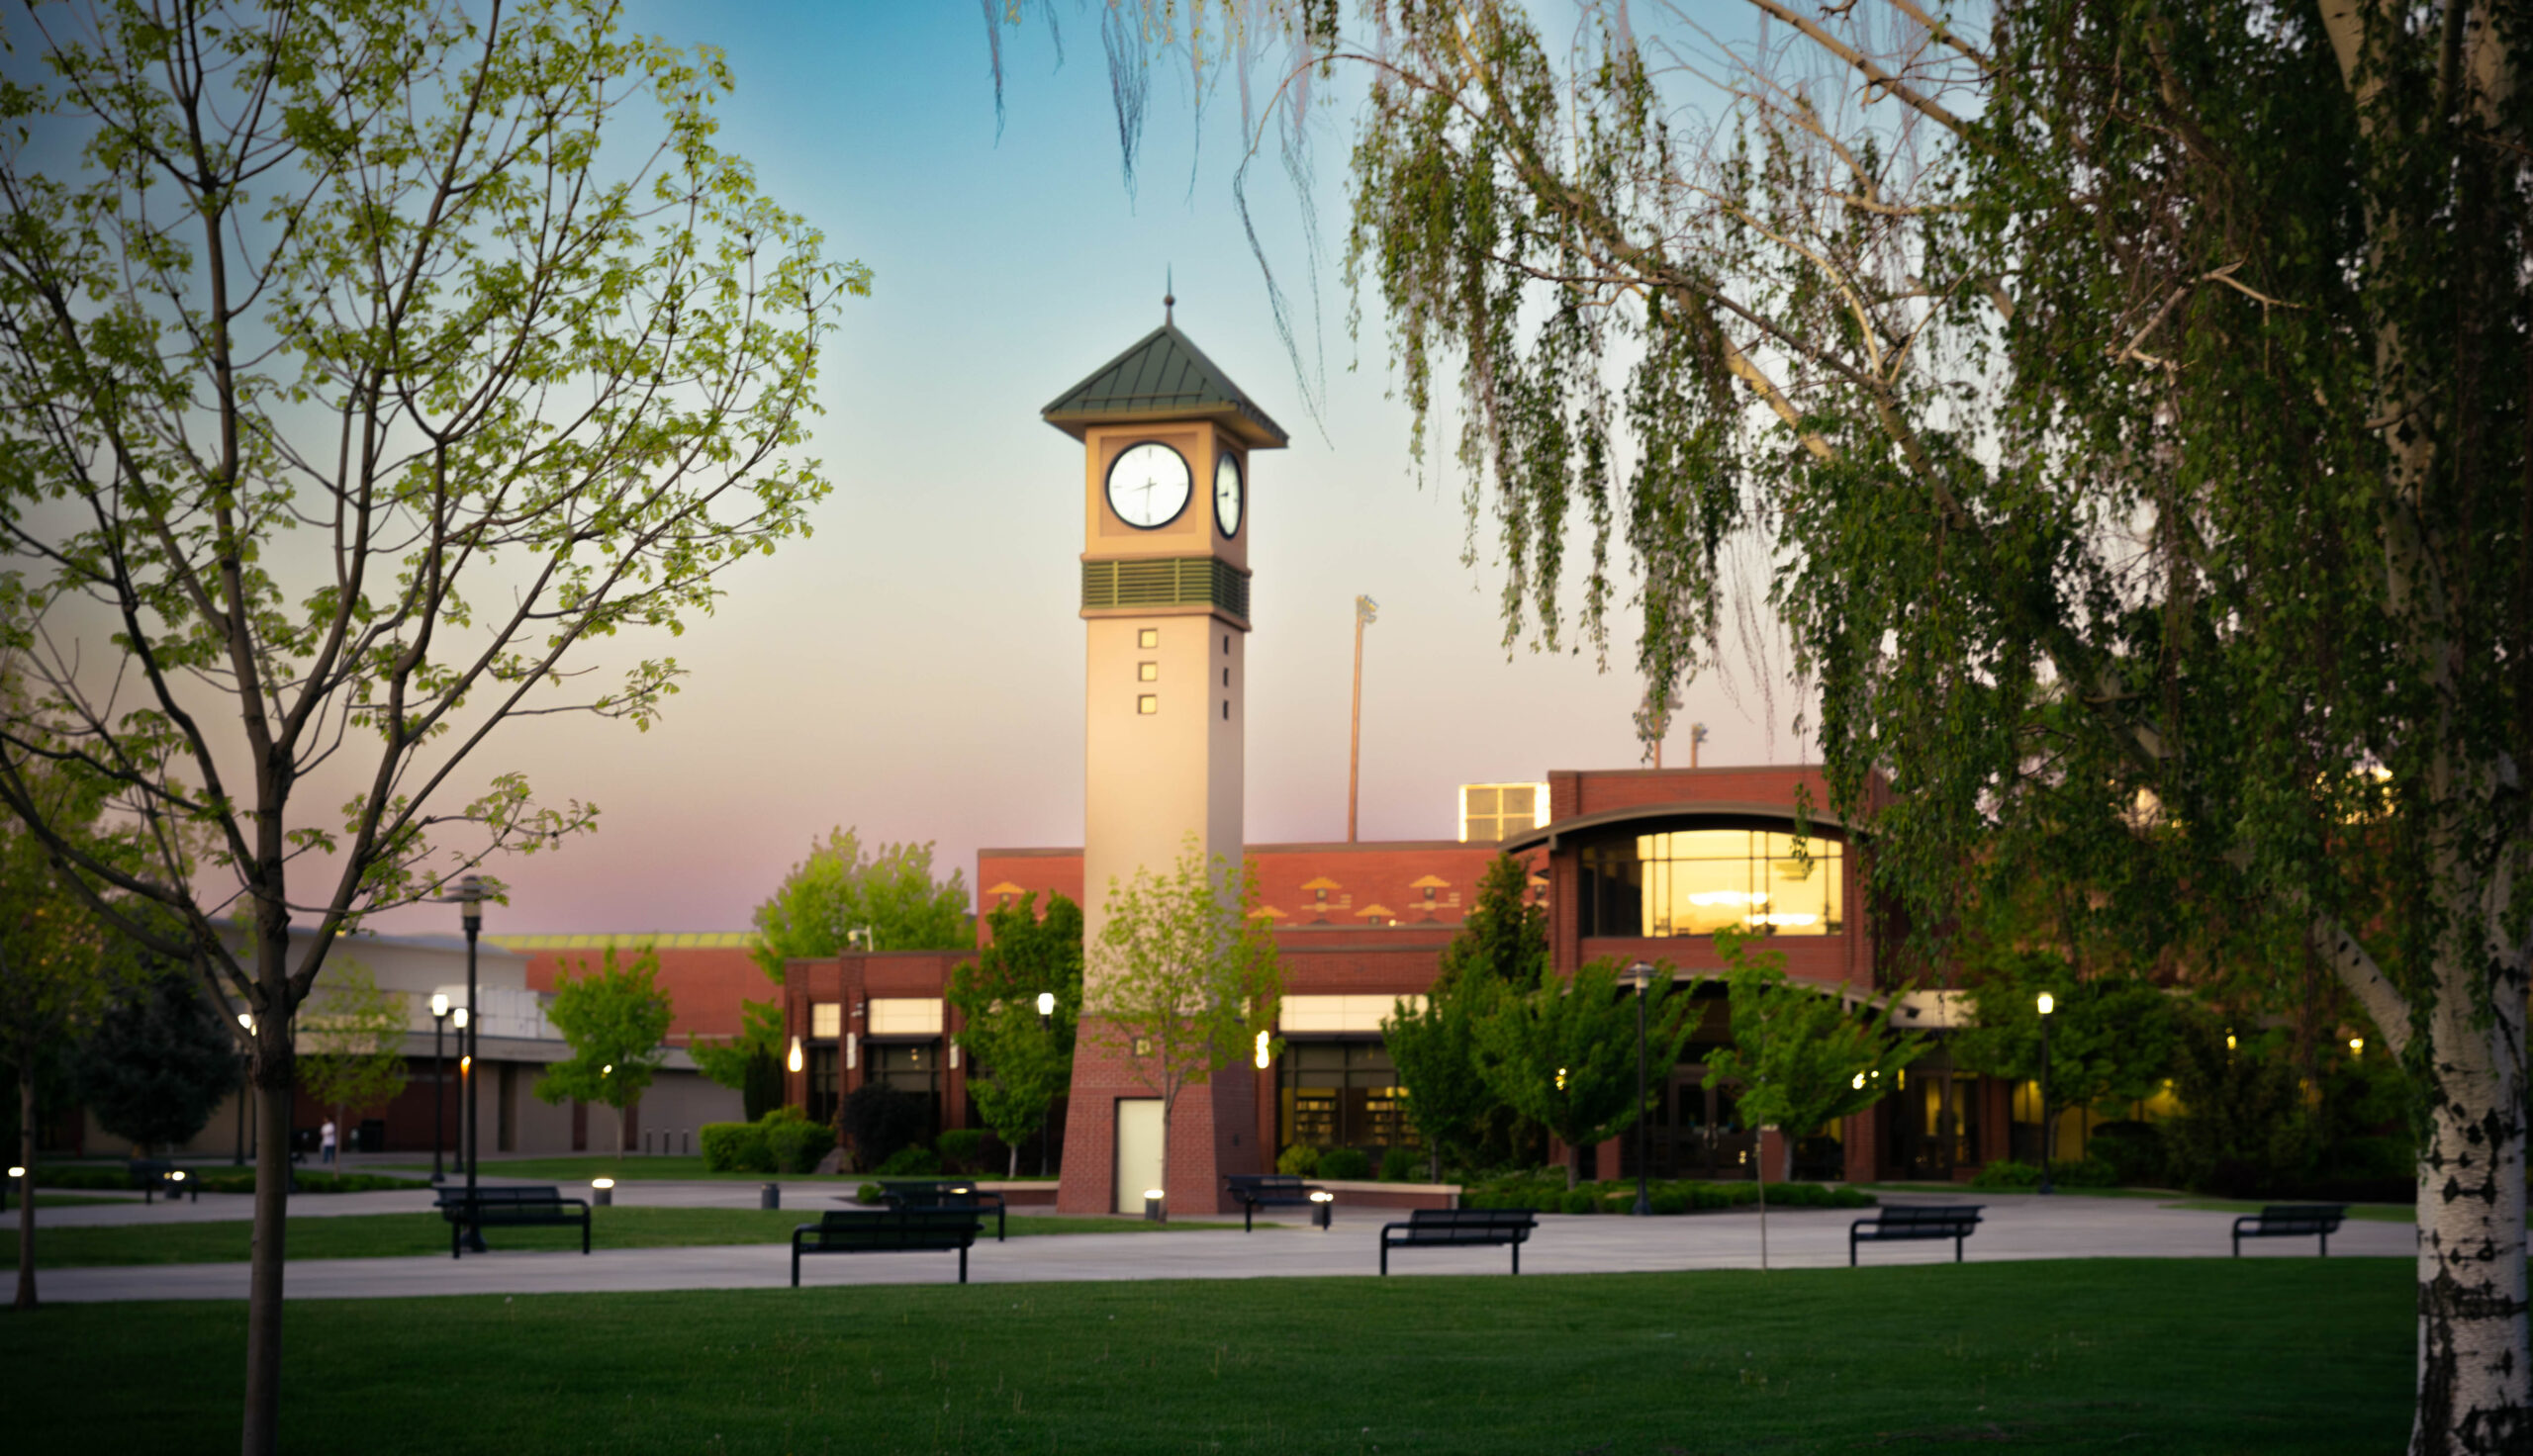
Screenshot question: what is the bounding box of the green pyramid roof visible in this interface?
[1042,320,1288,449]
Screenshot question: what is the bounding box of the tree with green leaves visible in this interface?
[690,997,786,1123]
[949,891,1084,1176]
[0,1,859,1441]
[1086,841,1281,1211]
[1951,952,2179,1133]
[1028,0,2528,1439]
[1701,930,1925,1265]
[537,947,675,1157]
[751,829,973,981]
[74,954,239,1155]
[1382,854,1545,1176]
[294,960,409,1151]
[1473,957,1697,1189]
[0,750,128,1310]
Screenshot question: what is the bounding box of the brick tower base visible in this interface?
[1057,1021,1265,1216]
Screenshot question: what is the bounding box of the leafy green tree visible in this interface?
[1046,0,2530,1435]
[1701,930,1925,1266]
[1473,958,1696,1189]
[949,891,1083,1176]
[690,998,786,1122]
[1086,840,1281,1209]
[1383,855,1544,1176]
[0,1,859,1441]
[537,948,675,1157]
[77,956,241,1153]
[1951,953,2179,1130]
[751,829,974,981]
[0,753,128,1310]
[294,960,409,1144]
[2161,1016,2317,1201]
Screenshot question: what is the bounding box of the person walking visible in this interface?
[319,1119,337,1166]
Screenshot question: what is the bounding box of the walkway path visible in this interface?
[32,1193,2411,1303]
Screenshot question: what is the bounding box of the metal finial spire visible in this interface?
[1165,267,1174,324]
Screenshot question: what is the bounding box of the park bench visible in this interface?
[433,1185,592,1259]
[1378,1208,1537,1276]
[1223,1173,1332,1231]
[2231,1204,2347,1257]
[1848,1204,1983,1266]
[876,1180,1008,1242]
[127,1158,197,1205]
[792,1208,985,1286]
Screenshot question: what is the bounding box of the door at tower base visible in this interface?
[1114,1098,1163,1217]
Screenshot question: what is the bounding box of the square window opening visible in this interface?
[1139,628,1160,649]
[1138,694,1159,715]
[1139,662,1159,682]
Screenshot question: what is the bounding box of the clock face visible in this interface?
[1105,442,1192,529]
[1213,451,1244,537]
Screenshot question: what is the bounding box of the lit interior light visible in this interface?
[1554,1067,1566,1092]
[1746,914,1821,927]
[2349,1037,2365,1055]
[2224,1033,2236,1051]
[1686,891,1771,907]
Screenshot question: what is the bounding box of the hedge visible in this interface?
[700,1122,774,1174]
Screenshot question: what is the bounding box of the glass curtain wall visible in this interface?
[1578,828,1843,938]
[1278,1041,1418,1155]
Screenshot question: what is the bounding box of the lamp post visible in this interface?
[235,1010,254,1165]
[434,876,489,1213]
[2035,991,2056,1196]
[428,993,450,1183]
[1036,991,1057,1176]
[1627,961,1654,1217]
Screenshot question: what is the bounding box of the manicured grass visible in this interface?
[2162,1198,2419,1224]
[371,1154,865,1182]
[3,1208,1236,1267]
[0,1260,2410,1453]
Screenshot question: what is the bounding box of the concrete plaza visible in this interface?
[27,1185,2412,1303]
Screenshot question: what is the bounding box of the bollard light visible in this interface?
[8,1166,23,1178]
[591,1177,614,1208]
[1309,1188,1335,1231]
[1143,1188,1167,1224]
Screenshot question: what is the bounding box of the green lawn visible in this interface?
[4,1208,1236,1267]
[0,1260,2410,1453]
[369,1154,871,1182]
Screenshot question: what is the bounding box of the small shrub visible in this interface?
[756,1104,807,1126]
[701,1121,774,1174]
[1315,1146,1371,1180]
[1559,1188,1599,1215]
[2086,1121,2166,1186]
[1649,1189,1689,1216]
[937,1129,987,1173]
[875,1144,941,1177]
[1378,1145,1422,1183]
[765,1118,834,1175]
[1276,1143,1320,1176]
[1971,1158,2042,1190]
[838,1084,931,1170]
[856,1181,886,1205]
[2053,1155,2118,1188]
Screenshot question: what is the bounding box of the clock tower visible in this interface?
[1042,305,1287,1215]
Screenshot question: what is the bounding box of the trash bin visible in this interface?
[760,1182,780,1211]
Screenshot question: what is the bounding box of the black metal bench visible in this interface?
[792,1208,985,1286]
[1224,1173,1332,1231]
[1379,1208,1536,1275]
[877,1180,1007,1242]
[433,1185,592,1259]
[1849,1204,1982,1266]
[127,1158,197,1205]
[2232,1204,2347,1257]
